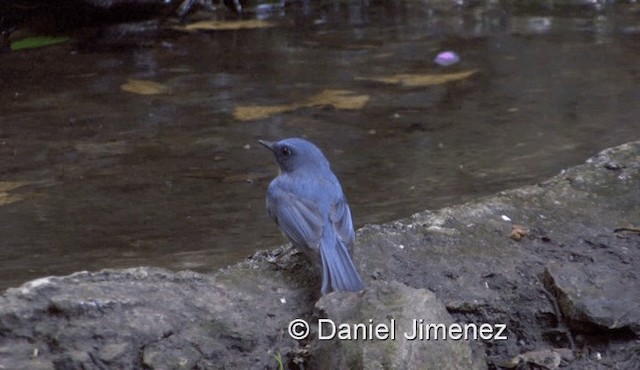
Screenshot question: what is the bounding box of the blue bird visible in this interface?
[259,138,365,295]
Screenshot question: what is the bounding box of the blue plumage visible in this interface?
[259,138,365,294]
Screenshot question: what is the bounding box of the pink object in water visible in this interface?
[434,51,460,66]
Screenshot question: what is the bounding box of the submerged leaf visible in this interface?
[178,19,276,31]
[233,89,370,121]
[0,181,29,193]
[0,181,30,206]
[234,105,291,121]
[357,70,477,87]
[10,36,69,51]
[121,79,170,95]
[303,89,369,110]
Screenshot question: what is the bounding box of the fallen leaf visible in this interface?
[177,19,276,32]
[0,181,29,206]
[303,89,369,110]
[356,69,477,87]
[0,193,23,206]
[233,105,291,121]
[234,89,369,121]
[510,225,530,241]
[614,226,640,235]
[0,191,24,205]
[121,79,170,95]
[0,181,29,193]
[11,36,69,51]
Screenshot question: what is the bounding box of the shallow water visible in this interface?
[1,1,639,289]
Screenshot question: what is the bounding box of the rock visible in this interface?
[0,266,308,369]
[311,280,486,369]
[1,141,639,369]
[501,348,574,369]
[352,141,640,367]
[543,262,640,334]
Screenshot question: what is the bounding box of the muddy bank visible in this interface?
[1,141,638,369]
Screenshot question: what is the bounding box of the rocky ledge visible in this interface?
[1,141,639,369]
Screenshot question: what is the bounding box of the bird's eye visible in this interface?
[281,146,291,156]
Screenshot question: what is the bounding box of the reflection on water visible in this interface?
[1,1,639,289]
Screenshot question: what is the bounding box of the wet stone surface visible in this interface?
[0,141,638,369]
[543,262,640,334]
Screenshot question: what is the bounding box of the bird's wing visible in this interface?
[267,188,323,249]
[330,196,355,247]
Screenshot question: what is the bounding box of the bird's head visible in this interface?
[258,138,330,173]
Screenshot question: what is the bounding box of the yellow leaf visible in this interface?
[121,79,170,95]
[0,181,28,193]
[0,181,29,206]
[303,89,369,110]
[357,69,477,87]
[0,193,23,206]
[233,89,370,121]
[233,105,291,122]
[178,19,276,31]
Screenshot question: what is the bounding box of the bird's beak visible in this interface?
[258,140,275,152]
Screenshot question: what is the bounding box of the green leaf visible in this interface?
[10,36,69,51]
[274,351,283,370]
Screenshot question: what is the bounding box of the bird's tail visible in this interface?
[320,238,365,294]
